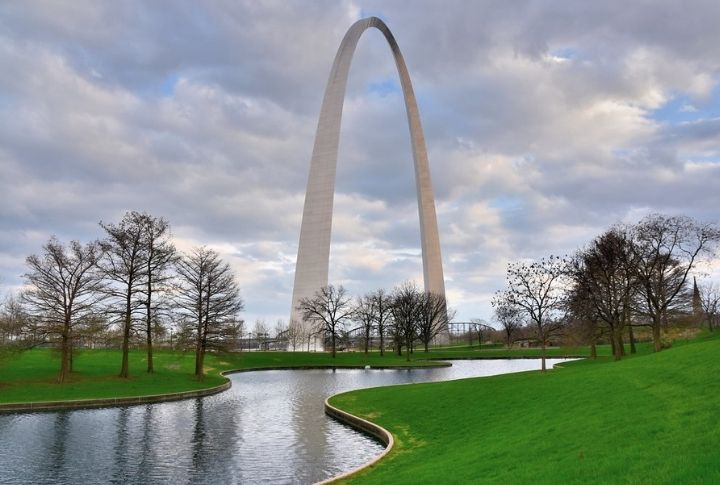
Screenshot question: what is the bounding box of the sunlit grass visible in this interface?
[331,333,720,484]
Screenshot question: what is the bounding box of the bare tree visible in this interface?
[417,292,450,352]
[99,211,149,378]
[491,291,523,349]
[354,294,377,354]
[390,282,422,361]
[0,293,31,347]
[286,318,304,351]
[370,288,393,356]
[139,215,176,373]
[503,256,568,371]
[698,281,720,331]
[175,246,244,379]
[631,214,720,351]
[296,285,353,358]
[569,228,637,360]
[23,238,104,383]
[254,319,269,350]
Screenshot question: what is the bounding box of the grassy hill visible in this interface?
[331,334,720,484]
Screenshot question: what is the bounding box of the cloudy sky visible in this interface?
[1,1,719,324]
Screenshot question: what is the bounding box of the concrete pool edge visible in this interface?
[319,396,395,485]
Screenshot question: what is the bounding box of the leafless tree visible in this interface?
[417,292,450,352]
[139,215,176,373]
[286,318,304,351]
[698,281,720,331]
[631,214,720,351]
[0,293,31,347]
[491,291,523,349]
[504,256,568,371]
[370,288,393,356]
[569,228,638,360]
[253,319,269,350]
[564,282,605,359]
[175,246,244,379]
[297,285,353,358]
[22,238,105,383]
[390,281,422,361]
[99,211,149,378]
[354,294,377,354]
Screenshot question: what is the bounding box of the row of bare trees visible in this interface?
[2,211,243,383]
[295,282,451,360]
[492,214,720,370]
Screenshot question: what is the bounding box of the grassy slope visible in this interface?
[331,335,720,484]
[0,343,611,404]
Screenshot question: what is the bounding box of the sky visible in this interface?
[1,0,719,325]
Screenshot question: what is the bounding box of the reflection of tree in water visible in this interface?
[188,396,240,482]
[48,412,70,482]
[290,371,333,483]
[137,404,156,480]
[111,407,131,483]
[191,398,207,473]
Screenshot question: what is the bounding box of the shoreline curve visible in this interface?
[319,395,394,484]
[0,362,452,414]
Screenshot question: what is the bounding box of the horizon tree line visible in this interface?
[295,281,452,360]
[1,211,243,383]
[492,213,720,369]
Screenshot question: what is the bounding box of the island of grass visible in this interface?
[329,333,720,484]
[0,344,593,406]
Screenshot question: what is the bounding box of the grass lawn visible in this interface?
[0,343,598,404]
[330,333,720,484]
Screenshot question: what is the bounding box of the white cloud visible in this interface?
[1,0,719,323]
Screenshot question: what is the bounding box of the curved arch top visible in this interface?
[290,17,446,334]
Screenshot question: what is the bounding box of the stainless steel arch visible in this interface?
[290,17,446,335]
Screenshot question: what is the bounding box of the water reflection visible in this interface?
[0,359,572,484]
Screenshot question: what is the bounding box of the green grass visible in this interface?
[0,343,605,404]
[331,333,720,484]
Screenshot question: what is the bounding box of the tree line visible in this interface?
[0,211,243,383]
[492,214,720,370]
[294,282,452,360]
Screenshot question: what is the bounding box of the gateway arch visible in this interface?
[290,17,447,342]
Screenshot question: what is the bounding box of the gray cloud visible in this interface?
[1,0,719,322]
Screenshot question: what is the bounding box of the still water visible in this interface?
[0,358,572,484]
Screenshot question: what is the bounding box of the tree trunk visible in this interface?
[406,336,411,362]
[196,348,205,381]
[618,332,626,357]
[424,340,429,352]
[590,342,597,360]
[541,340,547,372]
[652,316,662,352]
[331,331,336,358]
[379,328,384,356]
[146,268,154,373]
[653,321,662,352]
[195,317,204,377]
[364,329,369,354]
[610,332,617,356]
[58,328,70,384]
[628,325,637,354]
[613,329,622,361]
[119,291,132,378]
